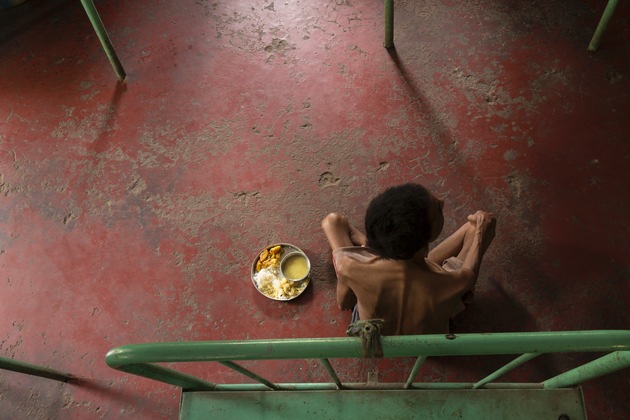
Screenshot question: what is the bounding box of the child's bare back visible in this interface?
[322,184,496,335]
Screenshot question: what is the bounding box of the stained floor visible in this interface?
[1,0,629,418]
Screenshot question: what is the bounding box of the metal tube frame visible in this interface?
[473,353,540,389]
[543,350,630,388]
[319,358,343,389]
[384,0,619,53]
[106,330,630,392]
[403,355,427,389]
[80,0,127,81]
[384,0,394,48]
[588,0,619,52]
[0,356,75,383]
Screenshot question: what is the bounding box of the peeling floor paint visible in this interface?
[1,0,629,418]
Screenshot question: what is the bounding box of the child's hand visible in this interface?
[350,225,367,247]
[467,211,496,252]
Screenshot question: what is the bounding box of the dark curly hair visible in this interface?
[365,183,434,260]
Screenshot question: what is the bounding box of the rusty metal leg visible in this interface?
[80,0,127,81]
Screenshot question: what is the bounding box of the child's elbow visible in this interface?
[322,212,344,230]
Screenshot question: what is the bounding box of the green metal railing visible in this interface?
[106,330,630,392]
[0,356,75,383]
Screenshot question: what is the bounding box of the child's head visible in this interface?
[365,183,443,260]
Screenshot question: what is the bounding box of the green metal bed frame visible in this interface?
[2,331,628,416]
[81,0,620,81]
[105,330,630,392]
[0,355,75,383]
[383,0,620,51]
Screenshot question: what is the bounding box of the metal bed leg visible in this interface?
[0,356,75,383]
[588,0,619,52]
[80,0,127,81]
[384,0,394,48]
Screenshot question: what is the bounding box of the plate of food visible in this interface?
[251,243,310,301]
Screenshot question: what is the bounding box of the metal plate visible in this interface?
[251,243,310,301]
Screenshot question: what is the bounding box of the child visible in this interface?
[322,183,496,335]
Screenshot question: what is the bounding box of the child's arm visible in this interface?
[337,279,357,310]
[428,211,496,275]
[461,211,496,277]
[427,222,469,264]
[322,213,366,248]
[322,213,362,310]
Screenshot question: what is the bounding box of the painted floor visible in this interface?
[1,0,629,418]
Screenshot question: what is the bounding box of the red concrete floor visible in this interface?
[1,0,629,418]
